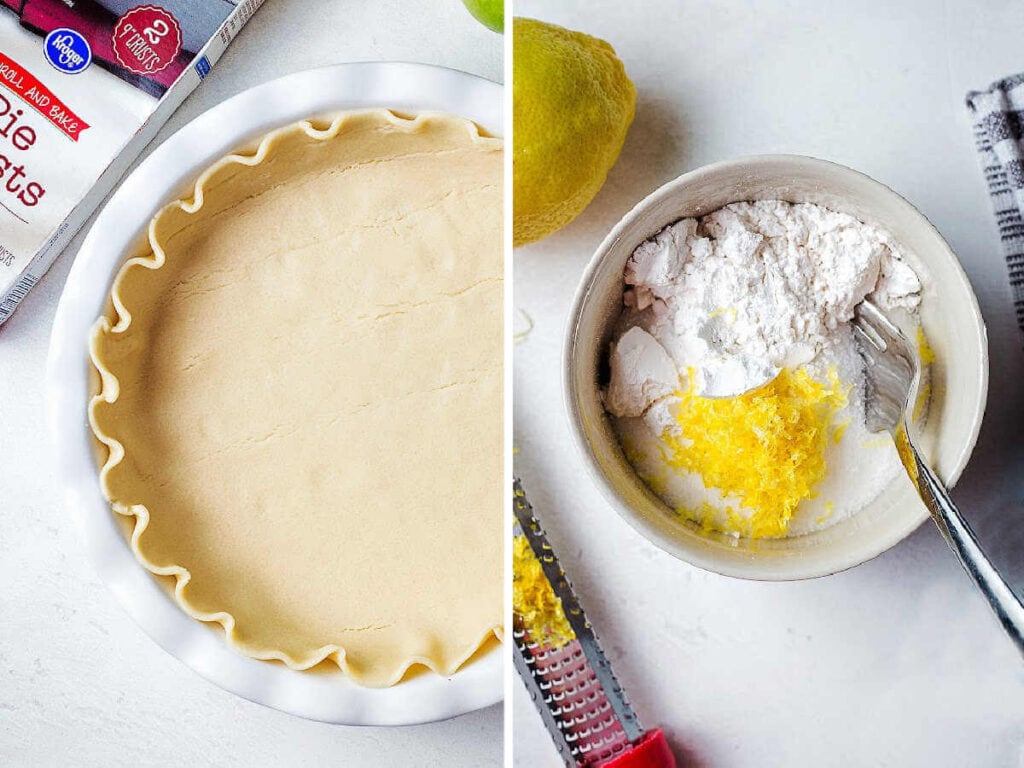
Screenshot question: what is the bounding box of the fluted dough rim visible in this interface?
[87,109,503,688]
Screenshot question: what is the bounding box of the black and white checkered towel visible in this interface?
[968,74,1024,333]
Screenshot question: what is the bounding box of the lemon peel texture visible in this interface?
[513,17,636,246]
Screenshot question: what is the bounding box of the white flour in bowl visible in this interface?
[618,200,921,398]
[604,200,929,538]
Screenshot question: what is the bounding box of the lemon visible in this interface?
[513,18,636,247]
[461,0,503,32]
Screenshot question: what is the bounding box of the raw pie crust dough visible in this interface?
[88,110,503,687]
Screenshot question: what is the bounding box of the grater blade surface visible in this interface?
[513,480,643,767]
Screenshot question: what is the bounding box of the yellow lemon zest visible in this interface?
[709,306,738,324]
[917,326,936,365]
[816,500,836,526]
[913,326,935,423]
[913,382,932,423]
[664,367,849,538]
[513,308,534,346]
[512,534,575,648]
[862,436,893,449]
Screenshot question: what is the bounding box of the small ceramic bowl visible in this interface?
[564,155,988,580]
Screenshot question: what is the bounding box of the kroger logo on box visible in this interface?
[43,28,92,75]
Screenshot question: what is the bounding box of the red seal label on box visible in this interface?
[112,5,182,77]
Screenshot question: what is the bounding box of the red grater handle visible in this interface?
[603,729,676,768]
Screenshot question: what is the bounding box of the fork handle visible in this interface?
[903,436,1024,654]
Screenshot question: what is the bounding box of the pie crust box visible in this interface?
[0,0,265,326]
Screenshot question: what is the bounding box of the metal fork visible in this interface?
[853,299,1024,654]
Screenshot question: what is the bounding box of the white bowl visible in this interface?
[46,62,502,725]
[564,155,988,581]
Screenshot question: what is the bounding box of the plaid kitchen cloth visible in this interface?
[967,74,1024,333]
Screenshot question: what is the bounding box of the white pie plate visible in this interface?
[45,62,503,726]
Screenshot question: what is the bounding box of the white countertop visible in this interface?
[513,1,1024,766]
[0,1,502,765]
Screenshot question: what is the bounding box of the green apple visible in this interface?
[461,0,503,32]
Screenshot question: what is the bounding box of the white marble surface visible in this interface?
[513,1,1024,766]
[0,1,502,766]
